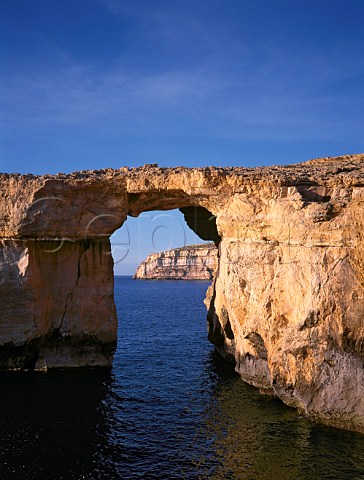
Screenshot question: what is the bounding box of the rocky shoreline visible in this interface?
[0,153,364,432]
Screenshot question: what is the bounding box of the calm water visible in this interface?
[0,276,363,479]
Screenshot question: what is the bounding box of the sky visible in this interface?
[111,210,206,274]
[1,0,364,273]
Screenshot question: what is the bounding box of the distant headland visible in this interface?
[133,243,217,280]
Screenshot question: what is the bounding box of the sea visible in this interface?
[0,276,363,479]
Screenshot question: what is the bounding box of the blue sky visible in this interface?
[111,211,205,274]
[1,0,364,273]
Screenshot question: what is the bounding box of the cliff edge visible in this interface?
[133,243,218,280]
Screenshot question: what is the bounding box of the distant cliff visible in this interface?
[133,243,218,280]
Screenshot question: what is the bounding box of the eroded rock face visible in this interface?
[0,154,364,432]
[133,243,217,280]
[0,238,116,369]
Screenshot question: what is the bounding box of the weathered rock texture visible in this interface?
[133,243,217,280]
[0,154,364,432]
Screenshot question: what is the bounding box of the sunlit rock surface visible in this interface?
[0,154,364,432]
[133,243,217,280]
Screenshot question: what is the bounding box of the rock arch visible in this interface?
[0,155,364,432]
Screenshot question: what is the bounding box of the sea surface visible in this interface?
[0,276,363,479]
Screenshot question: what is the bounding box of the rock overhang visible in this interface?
[0,154,364,432]
[1,153,363,240]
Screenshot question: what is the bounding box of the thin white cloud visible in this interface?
[1,3,364,145]
[1,56,362,144]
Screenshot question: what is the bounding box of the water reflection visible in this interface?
[0,350,363,479]
[196,351,364,480]
[0,369,113,479]
[1,276,364,479]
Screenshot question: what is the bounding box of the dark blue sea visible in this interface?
[0,276,363,479]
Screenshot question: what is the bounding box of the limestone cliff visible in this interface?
[0,154,364,433]
[133,243,217,280]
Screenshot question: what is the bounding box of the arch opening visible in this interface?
[111,206,220,276]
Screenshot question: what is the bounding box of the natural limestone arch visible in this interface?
[0,155,364,432]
